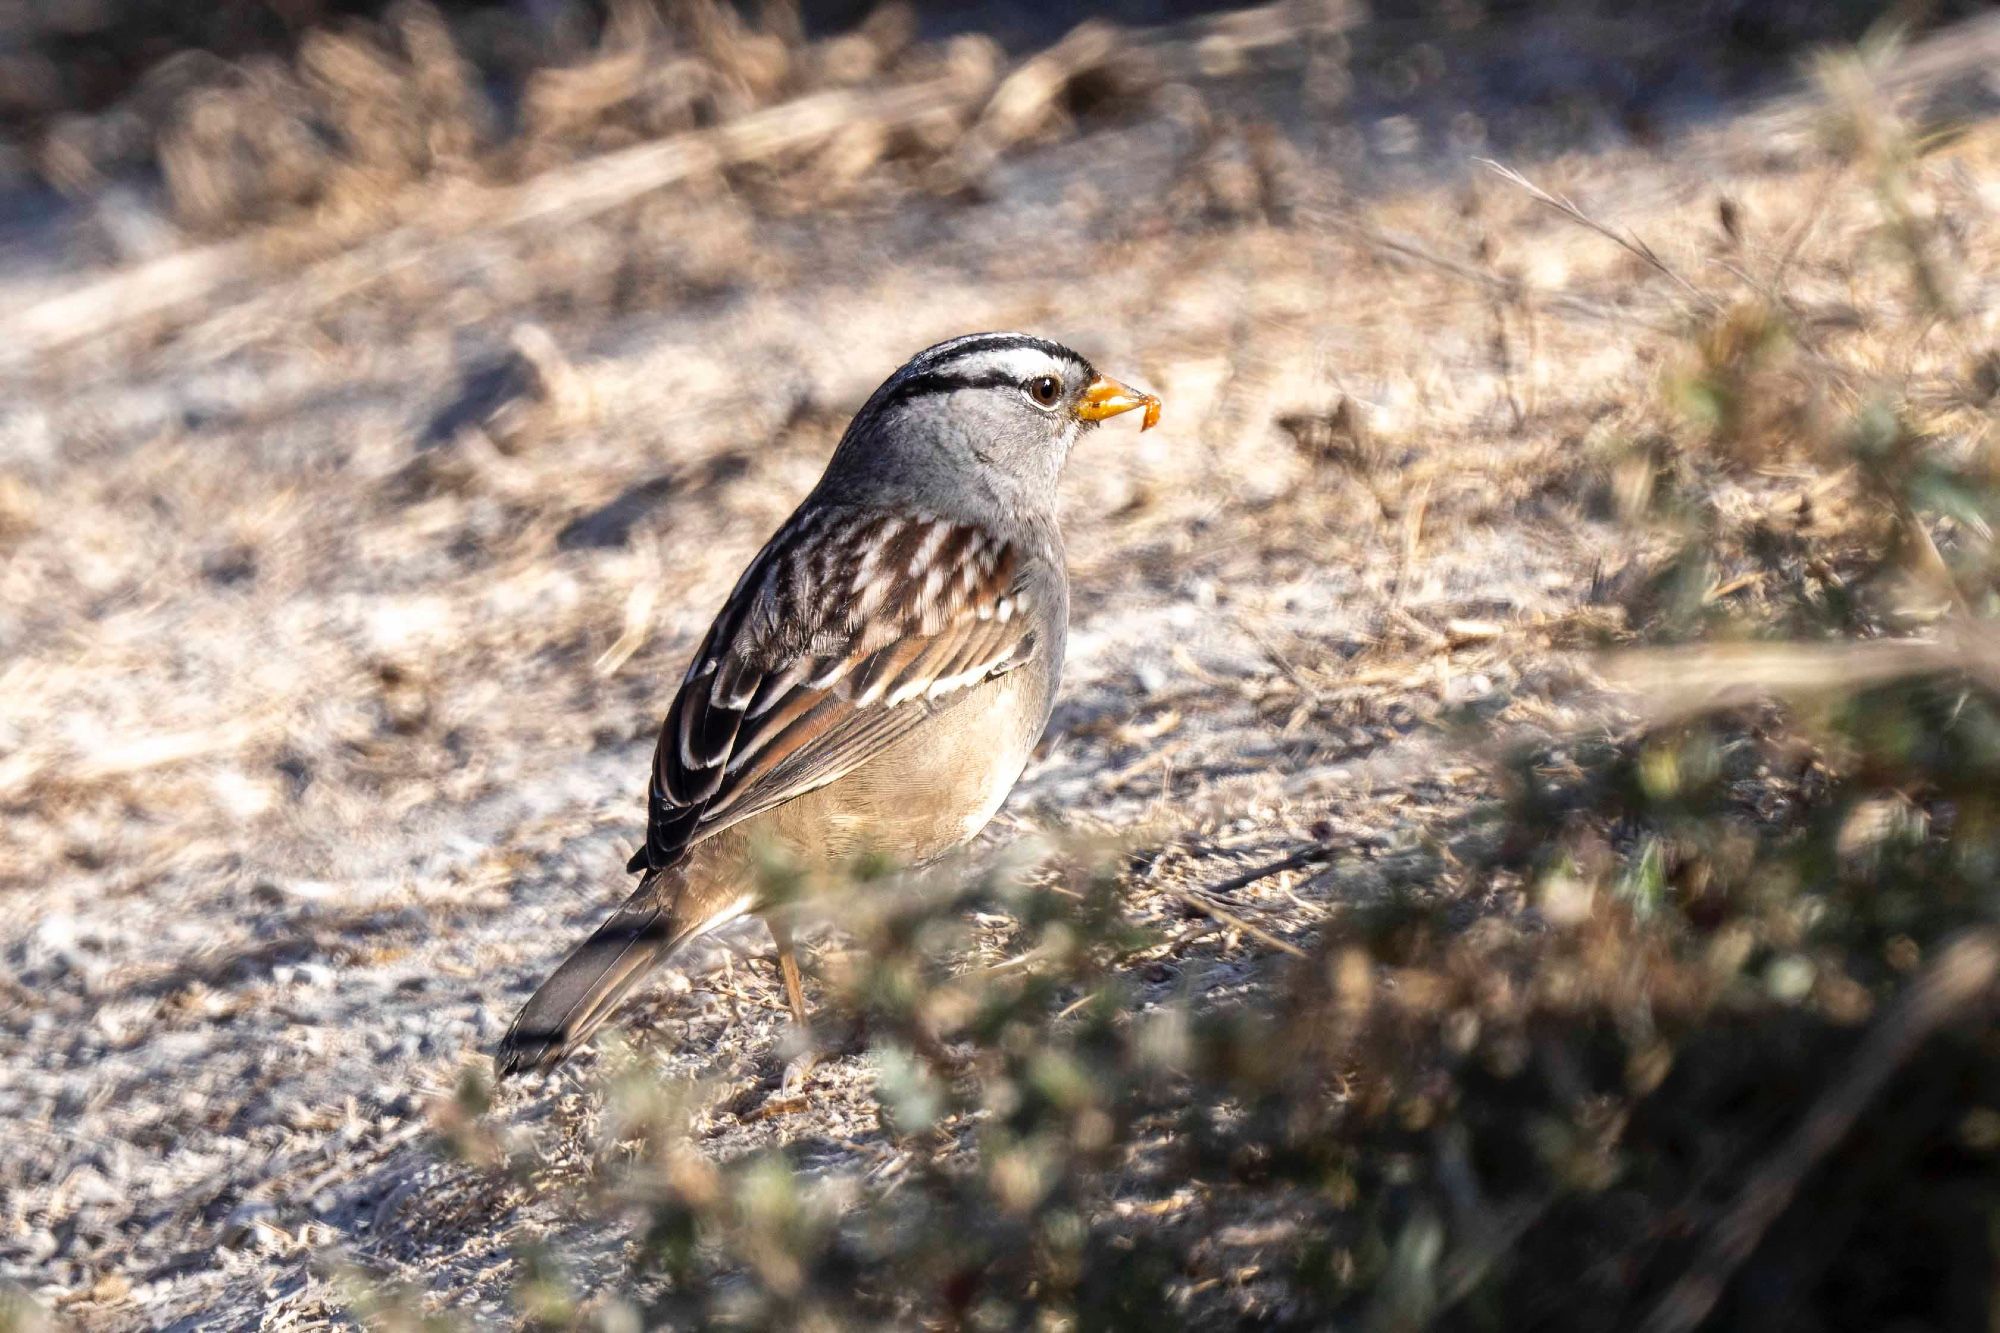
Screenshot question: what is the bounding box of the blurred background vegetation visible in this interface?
[6,0,2000,1329]
[3,0,1992,240]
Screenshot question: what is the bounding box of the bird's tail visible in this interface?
[497,868,710,1077]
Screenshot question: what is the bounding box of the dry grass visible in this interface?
[3,5,2000,1328]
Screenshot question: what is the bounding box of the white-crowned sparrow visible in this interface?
[497,332,1160,1075]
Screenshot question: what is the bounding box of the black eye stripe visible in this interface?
[882,363,1088,404]
[881,369,1022,406]
[859,336,1097,419]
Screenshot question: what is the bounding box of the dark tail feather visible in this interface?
[497,874,695,1077]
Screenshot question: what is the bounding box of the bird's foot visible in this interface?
[724,1038,819,1122]
[729,1018,867,1119]
[775,1015,867,1098]
[780,1045,821,1098]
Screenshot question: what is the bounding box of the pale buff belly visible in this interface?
[749,668,1047,868]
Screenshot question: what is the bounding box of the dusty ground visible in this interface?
[4,9,1999,1328]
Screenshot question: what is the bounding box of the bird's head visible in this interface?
[823,332,1160,513]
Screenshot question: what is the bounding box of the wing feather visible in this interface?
[634,508,1037,871]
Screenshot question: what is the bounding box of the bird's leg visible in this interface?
[767,915,820,1095]
[768,914,810,1028]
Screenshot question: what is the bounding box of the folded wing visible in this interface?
[628,507,1038,874]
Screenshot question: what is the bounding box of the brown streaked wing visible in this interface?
[633,508,1034,872]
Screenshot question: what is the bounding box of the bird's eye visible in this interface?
[1026,375,1063,408]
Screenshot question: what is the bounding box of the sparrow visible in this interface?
[496,332,1160,1076]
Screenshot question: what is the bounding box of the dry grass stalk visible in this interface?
[1299,205,1684,334]
[1599,625,2000,720]
[1477,158,1718,315]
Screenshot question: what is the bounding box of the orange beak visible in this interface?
[1076,374,1162,430]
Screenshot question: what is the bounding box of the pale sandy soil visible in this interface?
[4,11,1998,1327]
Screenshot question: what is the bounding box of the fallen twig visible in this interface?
[1169,887,1310,960]
[8,76,981,371]
[8,1,1361,373]
[1205,843,1339,897]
